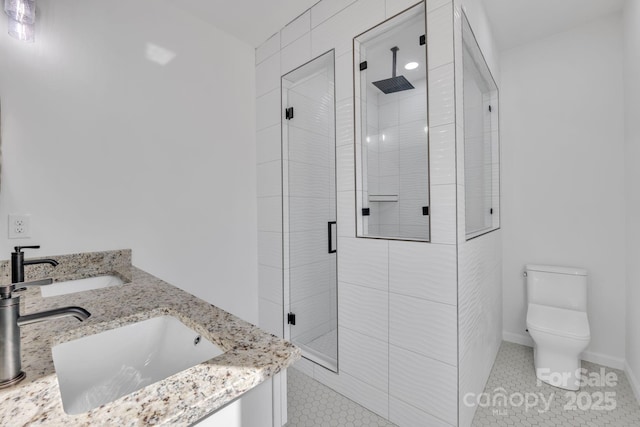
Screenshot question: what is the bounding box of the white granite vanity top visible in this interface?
[0,252,299,426]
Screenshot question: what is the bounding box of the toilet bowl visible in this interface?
[525,265,591,391]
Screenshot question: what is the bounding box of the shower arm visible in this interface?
[391,46,399,78]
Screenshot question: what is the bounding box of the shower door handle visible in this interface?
[328,221,337,254]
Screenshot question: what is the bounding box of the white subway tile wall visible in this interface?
[337,237,389,291]
[258,264,283,304]
[389,293,458,365]
[427,3,455,69]
[454,1,503,426]
[311,0,386,58]
[338,327,389,392]
[256,32,281,65]
[259,298,285,337]
[254,1,475,426]
[386,0,421,17]
[311,0,358,28]
[281,11,311,48]
[388,240,457,304]
[281,33,312,75]
[256,53,281,97]
[389,396,452,427]
[430,184,457,244]
[256,89,281,131]
[338,281,389,337]
[257,125,282,165]
[430,123,457,185]
[389,345,458,425]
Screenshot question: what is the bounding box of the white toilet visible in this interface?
[525,264,591,391]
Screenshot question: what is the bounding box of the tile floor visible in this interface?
[472,342,640,426]
[286,341,640,427]
[286,367,396,427]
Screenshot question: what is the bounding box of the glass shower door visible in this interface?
[282,50,338,372]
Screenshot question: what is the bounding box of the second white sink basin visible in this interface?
[52,316,224,415]
[41,275,124,297]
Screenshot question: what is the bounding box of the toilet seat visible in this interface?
[527,303,590,340]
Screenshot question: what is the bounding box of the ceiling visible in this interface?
[174,0,319,47]
[482,0,625,51]
[173,0,626,51]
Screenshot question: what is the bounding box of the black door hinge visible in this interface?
[287,312,296,325]
[488,105,492,113]
[285,107,294,120]
[422,206,429,216]
[362,208,370,216]
[420,34,426,46]
[490,208,494,215]
[359,61,368,71]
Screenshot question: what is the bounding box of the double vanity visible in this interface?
[0,249,299,426]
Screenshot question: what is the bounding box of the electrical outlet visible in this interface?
[8,214,31,239]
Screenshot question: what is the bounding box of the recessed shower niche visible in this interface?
[354,2,430,241]
[281,50,338,372]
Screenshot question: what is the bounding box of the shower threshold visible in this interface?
[297,328,337,372]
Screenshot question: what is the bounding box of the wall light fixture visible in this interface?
[4,0,35,42]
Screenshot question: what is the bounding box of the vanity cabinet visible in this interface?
[193,376,274,427]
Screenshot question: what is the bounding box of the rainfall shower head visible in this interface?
[372,46,415,94]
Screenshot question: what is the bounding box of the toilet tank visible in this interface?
[526,264,588,311]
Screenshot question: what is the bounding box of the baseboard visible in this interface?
[582,351,625,370]
[502,331,533,347]
[625,361,640,404]
[502,331,625,369]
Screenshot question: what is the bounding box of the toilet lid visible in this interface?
[527,303,590,340]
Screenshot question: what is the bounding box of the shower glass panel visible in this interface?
[282,50,338,372]
[354,2,430,241]
[462,12,500,239]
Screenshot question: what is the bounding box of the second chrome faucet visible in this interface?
[0,246,91,389]
[11,245,59,283]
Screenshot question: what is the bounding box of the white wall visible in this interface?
[500,13,626,367]
[624,0,640,401]
[0,0,259,323]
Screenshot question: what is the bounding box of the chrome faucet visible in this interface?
[0,248,91,389]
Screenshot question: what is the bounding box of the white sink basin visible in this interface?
[41,275,124,297]
[52,316,224,415]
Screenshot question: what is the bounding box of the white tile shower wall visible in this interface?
[389,345,458,425]
[454,1,503,426]
[282,11,311,48]
[257,0,459,425]
[338,326,389,392]
[257,31,285,341]
[457,231,502,427]
[365,79,429,239]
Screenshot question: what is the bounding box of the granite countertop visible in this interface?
[0,250,300,426]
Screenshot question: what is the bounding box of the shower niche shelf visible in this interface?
[368,195,398,202]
